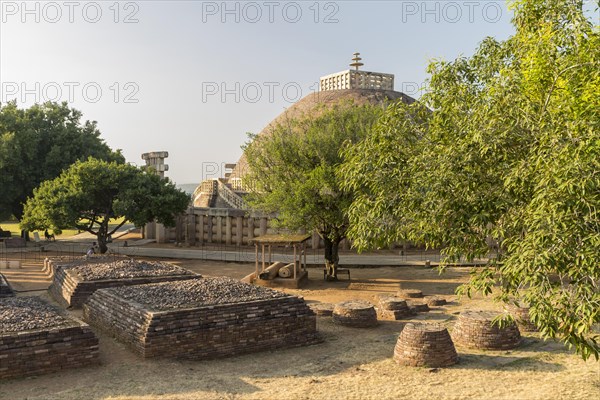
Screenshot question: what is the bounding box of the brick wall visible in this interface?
[0,322,99,380]
[83,289,321,359]
[49,267,201,308]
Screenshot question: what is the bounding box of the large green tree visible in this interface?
[341,0,600,359]
[243,102,383,279]
[21,159,190,253]
[0,101,123,222]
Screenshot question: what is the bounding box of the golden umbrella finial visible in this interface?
[350,52,364,71]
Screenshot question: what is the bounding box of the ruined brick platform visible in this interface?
[394,323,458,367]
[505,303,537,332]
[49,258,200,308]
[83,277,320,359]
[452,310,521,350]
[43,255,130,277]
[0,296,99,380]
[426,296,447,307]
[398,289,423,298]
[0,273,14,297]
[376,294,413,320]
[332,300,378,328]
[310,303,335,316]
[407,300,430,313]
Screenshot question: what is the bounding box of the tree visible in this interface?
[21,158,190,253]
[0,101,123,222]
[339,101,431,250]
[341,0,600,359]
[243,102,384,280]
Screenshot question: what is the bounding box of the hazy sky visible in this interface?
[1,0,518,184]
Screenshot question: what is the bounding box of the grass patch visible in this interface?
[0,221,80,238]
[1,217,129,239]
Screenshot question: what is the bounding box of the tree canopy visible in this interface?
[243,102,384,279]
[341,0,600,359]
[21,158,190,253]
[0,101,123,221]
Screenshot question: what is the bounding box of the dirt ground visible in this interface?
[1,259,599,400]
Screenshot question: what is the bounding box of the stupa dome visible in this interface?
[195,54,417,208]
[229,54,416,183]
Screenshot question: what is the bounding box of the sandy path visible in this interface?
[1,261,599,400]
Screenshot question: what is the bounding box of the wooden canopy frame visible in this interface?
[253,234,311,280]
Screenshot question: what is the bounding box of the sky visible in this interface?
[0,0,520,184]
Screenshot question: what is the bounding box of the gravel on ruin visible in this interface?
[69,259,194,281]
[109,277,289,311]
[0,296,72,333]
[51,255,129,268]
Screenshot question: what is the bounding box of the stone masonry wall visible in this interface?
[0,323,99,380]
[49,267,200,308]
[83,289,320,359]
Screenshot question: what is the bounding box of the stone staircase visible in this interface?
[193,179,246,209]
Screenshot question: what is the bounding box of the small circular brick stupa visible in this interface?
[452,310,521,350]
[398,289,423,298]
[393,323,458,367]
[310,303,335,317]
[505,303,537,332]
[332,300,378,328]
[377,294,413,319]
[426,296,447,307]
[407,300,430,313]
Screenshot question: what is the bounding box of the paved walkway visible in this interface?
[1,239,488,267]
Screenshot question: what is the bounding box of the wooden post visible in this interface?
[255,243,259,277]
[293,244,297,279]
[261,244,266,272]
[236,216,243,246]
[303,243,307,271]
[268,245,272,264]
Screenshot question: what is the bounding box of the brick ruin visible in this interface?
[48,258,200,308]
[0,273,14,297]
[505,303,538,332]
[376,294,413,320]
[83,277,320,359]
[393,323,458,368]
[0,297,99,380]
[332,300,378,328]
[451,310,522,350]
[43,254,131,276]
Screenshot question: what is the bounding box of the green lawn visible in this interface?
[0,217,129,239]
[0,221,79,238]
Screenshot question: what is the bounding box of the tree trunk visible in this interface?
[97,234,108,254]
[96,221,109,254]
[324,236,340,281]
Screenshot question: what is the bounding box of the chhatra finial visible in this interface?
[350,52,364,71]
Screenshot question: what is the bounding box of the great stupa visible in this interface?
[193,53,416,209]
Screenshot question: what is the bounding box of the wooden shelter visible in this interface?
[251,234,311,289]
